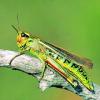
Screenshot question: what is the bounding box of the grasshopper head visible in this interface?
[12,25,31,50]
[17,31,30,48]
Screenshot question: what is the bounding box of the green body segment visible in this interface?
[29,44,94,92]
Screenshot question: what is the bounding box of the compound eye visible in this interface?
[21,32,29,38]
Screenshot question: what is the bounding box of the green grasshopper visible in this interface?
[12,25,95,93]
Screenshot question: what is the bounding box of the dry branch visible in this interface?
[0,49,100,100]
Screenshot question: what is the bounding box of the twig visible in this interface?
[0,49,99,100]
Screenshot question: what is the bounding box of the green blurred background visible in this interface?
[0,0,100,100]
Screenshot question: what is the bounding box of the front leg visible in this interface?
[9,50,26,66]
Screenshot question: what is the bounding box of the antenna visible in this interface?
[12,13,21,34]
[17,14,20,30]
[11,25,18,33]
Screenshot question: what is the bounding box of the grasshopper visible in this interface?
[12,25,95,93]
